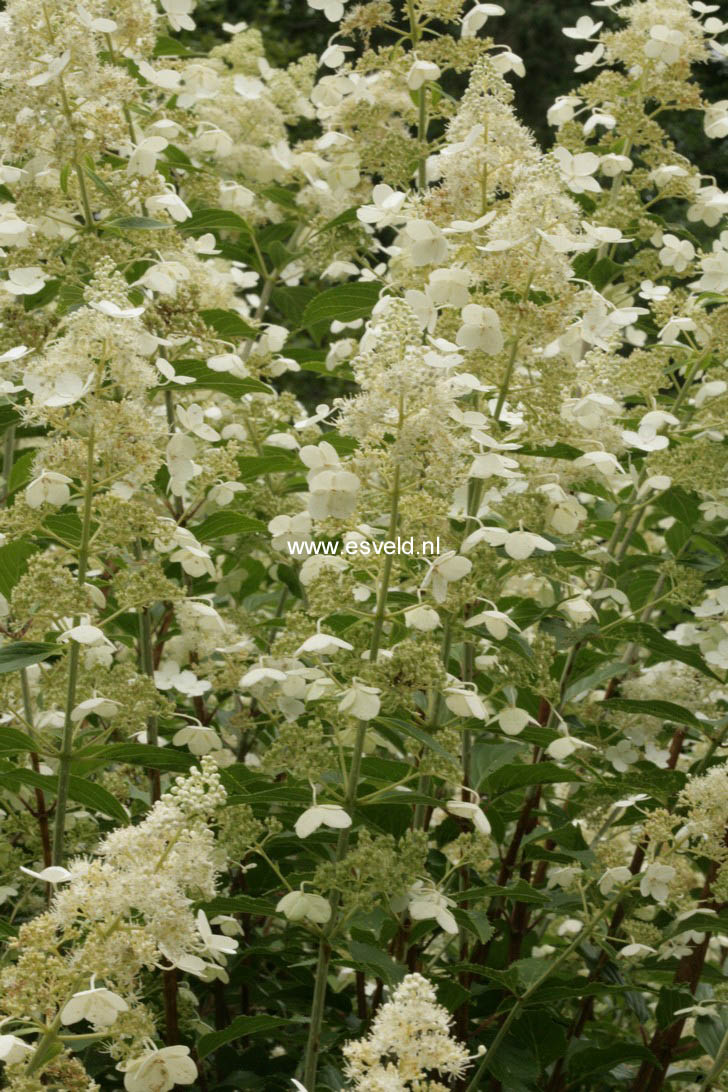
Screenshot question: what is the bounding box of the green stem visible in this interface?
[51,426,95,866]
[417,89,428,190]
[73,160,96,232]
[406,0,428,190]
[3,423,16,501]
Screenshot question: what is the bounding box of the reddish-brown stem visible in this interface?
[30,753,52,870]
[355,970,368,1021]
[163,968,180,1045]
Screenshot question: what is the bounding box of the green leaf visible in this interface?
[84,165,113,197]
[271,285,319,325]
[318,207,359,233]
[197,1015,290,1059]
[0,726,37,753]
[0,405,20,430]
[57,281,85,314]
[200,309,258,341]
[656,486,700,527]
[656,987,695,1029]
[183,208,253,234]
[72,743,193,774]
[302,282,381,327]
[348,940,405,987]
[375,716,456,764]
[42,514,84,547]
[613,763,685,805]
[456,908,494,944]
[0,769,127,822]
[153,35,194,57]
[614,622,718,679]
[237,454,295,480]
[23,280,59,311]
[564,660,630,702]
[0,540,38,597]
[518,441,584,460]
[696,1014,728,1058]
[599,697,705,730]
[167,360,270,398]
[487,762,582,792]
[7,450,35,495]
[572,251,621,290]
[459,881,549,906]
[194,512,267,541]
[101,216,171,231]
[196,895,274,916]
[0,641,58,675]
[567,1044,658,1082]
[261,185,298,210]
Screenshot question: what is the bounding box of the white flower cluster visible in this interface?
[342,973,473,1090]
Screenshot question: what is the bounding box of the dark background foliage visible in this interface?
[192,0,727,186]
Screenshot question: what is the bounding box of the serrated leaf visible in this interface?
[197,1015,290,1059]
[457,908,494,944]
[200,309,258,341]
[302,282,381,327]
[0,641,58,674]
[194,511,266,541]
